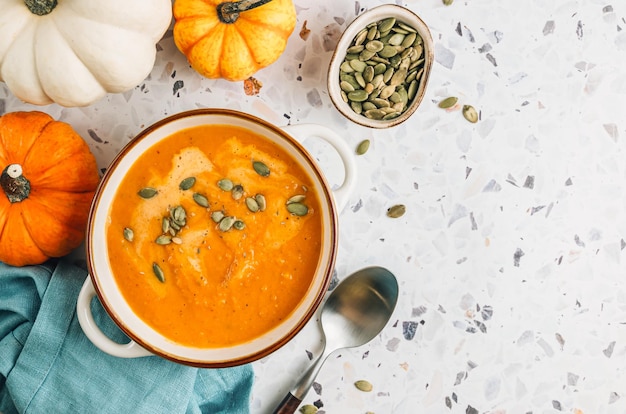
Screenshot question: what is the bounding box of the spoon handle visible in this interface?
[272,345,330,414]
[273,393,302,414]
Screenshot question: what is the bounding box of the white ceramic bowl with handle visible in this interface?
[77,108,356,367]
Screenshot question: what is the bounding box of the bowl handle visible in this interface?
[282,124,357,212]
[77,277,153,358]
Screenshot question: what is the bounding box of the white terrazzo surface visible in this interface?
[2,1,626,413]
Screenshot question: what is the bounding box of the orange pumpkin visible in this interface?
[173,0,297,81]
[0,111,100,266]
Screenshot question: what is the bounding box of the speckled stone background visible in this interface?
[2,1,626,413]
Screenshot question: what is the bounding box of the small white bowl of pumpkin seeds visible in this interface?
[328,4,434,128]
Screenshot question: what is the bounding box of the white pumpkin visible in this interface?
[0,0,172,107]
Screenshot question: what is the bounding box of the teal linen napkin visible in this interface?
[0,259,253,414]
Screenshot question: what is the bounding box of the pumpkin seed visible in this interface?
[378,18,396,33]
[219,216,236,232]
[287,194,306,204]
[231,184,244,200]
[355,380,374,392]
[171,237,183,245]
[211,210,225,223]
[155,235,172,245]
[253,161,270,177]
[233,220,246,230]
[255,194,267,211]
[245,197,260,212]
[170,221,181,231]
[138,187,157,199]
[171,206,186,224]
[161,218,170,234]
[217,178,234,191]
[462,105,479,123]
[287,202,308,216]
[152,263,165,283]
[386,204,406,218]
[340,80,355,92]
[443,0,454,5]
[299,405,318,414]
[356,139,370,155]
[123,227,134,242]
[179,176,196,190]
[348,90,368,102]
[438,96,458,109]
[193,192,209,207]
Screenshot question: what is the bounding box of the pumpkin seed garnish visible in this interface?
[162,218,170,234]
[354,379,374,392]
[219,216,236,232]
[255,194,267,211]
[155,235,172,245]
[233,220,246,230]
[462,105,479,123]
[217,178,234,192]
[171,205,186,225]
[386,204,406,218]
[123,227,134,242]
[231,184,244,200]
[443,0,454,5]
[438,96,458,109]
[211,210,225,223]
[245,197,260,212]
[252,160,270,177]
[171,237,182,245]
[152,262,165,283]
[287,194,306,204]
[287,202,309,216]
[179,176,196,190]
[138,187,158,199]
[193,192,209,208]
[356,139,371,155]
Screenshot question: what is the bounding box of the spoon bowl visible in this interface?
[273,266,399,413]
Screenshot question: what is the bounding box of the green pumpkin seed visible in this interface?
[233,220,246,230]
[340,61,355,73]
[152,263,165,283]
[179,177,196,190]
[347,90,368,102]
[171,206,186,223]
[355,380,374,392]
[379,44,398,58]
[138,187,158,199]
[362,65,374,83]
[162,218,171,234]
[123,227,134,242]
[388,33,405,46]
[340,80,355,92]
[287,194,306,204]
[377,17,396,33]
[351,101,363,114]
[219,216,236,232]
[359,49,376,61]
[217,178,234,191]
[347,45,364,54]
[354,28,368,45]
[193,192,209,208]
[365,40,384,52]
[255,194,267,211]
[211,210,225,223]
[443,0,454,5]
[299,405,318,414]
[231,184,244,200]
[155,235,172,245]
[402,32,417,48]
[398,22,417,33]
[287,202,308,216]
[245,197,260,212]
[407,80,418,101]
[364,109,387,120]
[438,96,458,109]
[253,161,270,177]
[356,139,370,155]
[462,105,479,123]
[171,237,182,245]
[386,204,406,218]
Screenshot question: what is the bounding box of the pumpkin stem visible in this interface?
[217,0,273,24]
[1,164,31,204]
[24,0,57,16]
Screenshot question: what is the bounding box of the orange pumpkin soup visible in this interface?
[106,124,322,348]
